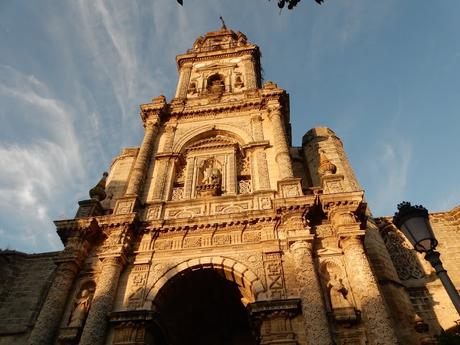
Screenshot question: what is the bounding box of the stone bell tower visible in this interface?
[24,25,408,345]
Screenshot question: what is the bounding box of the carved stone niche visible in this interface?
[109,310,157,345]
[58,281,96,345]
[196,156,223,197]
[248,299,301,345]
[319,261,359,326]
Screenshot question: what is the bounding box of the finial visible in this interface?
[219,16,227,30]
[89,172,109,202]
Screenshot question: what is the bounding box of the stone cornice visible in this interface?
[241,140,270,151]
[172,98,264,119]
[146,211,278,233]
[155,152,181,160]
[54,217,101,245]
[168,88,288,122]
[139,95,168,124]
[319,191,364,213]
[176,45,259,69]
[109,310,156,323]
[248,298,301,318]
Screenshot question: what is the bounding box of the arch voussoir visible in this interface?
[146,256,265,306]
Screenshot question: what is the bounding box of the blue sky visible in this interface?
[1,0,459,253]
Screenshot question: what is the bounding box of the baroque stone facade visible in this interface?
[1,26,459,345]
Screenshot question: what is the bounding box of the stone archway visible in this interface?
[144,256,266,307]
[144,257,265,345]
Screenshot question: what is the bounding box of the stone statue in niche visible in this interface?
[197,157,222,197]
[68,287,94,328]
[328,274,353,310]
[202,165,222,185]
[188,80,197,95]
[234,73,244,88]
[322,264,359,324]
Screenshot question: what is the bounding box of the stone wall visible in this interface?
[0,250,57,345]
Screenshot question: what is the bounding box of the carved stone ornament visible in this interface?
[89,172,109,201]
[318,151,337,176]
[196,157,222,197]
[68,284,95,328]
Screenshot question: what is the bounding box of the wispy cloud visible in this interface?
[0,65,85,252]
[367,139,412,216]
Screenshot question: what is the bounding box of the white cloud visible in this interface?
[0,66,86,252]
[367,139,412,216]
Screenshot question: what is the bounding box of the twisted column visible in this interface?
[290,241,332,345]
[268,107,293,179]
[79,256,124,345]
[341,236,399,345]
[28,260,80,345]
[125,119,159,196]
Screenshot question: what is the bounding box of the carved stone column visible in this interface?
[242,56,257,89]
[28,260,80,345]
[175,62,193,99]
[290,241,332,345]
[341,236,399,345]
[28,221,96,345]
[125,118,160,197]
[79,256,125,345]
[268,106,293,180]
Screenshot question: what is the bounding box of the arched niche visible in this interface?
[170,128,253,200]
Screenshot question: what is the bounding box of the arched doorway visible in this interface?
[153,268,258,345]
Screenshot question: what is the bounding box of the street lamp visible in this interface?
[394,201,460,315]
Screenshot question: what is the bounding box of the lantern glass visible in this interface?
[400,216,437,252]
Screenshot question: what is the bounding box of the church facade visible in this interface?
[1,27,459,345]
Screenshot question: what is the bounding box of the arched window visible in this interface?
[206,73,225,94]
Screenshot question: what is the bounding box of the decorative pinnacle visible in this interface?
[89,172,109,202]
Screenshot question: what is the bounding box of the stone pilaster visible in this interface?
[28,260,80,345]
[79,256,125,345]
[175,62,193,99]
[250,115,271,191]
[226,150,237,195]
[125,118,160,197]
[183,156,195,198]
[341,236,399,345]
[251,115,264,141]
[162,124,176,152]
[268,106,293,180]
[151,156,169,201]
[253,149,270,191]
[242,56,257,89]
[290,240,332,345]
